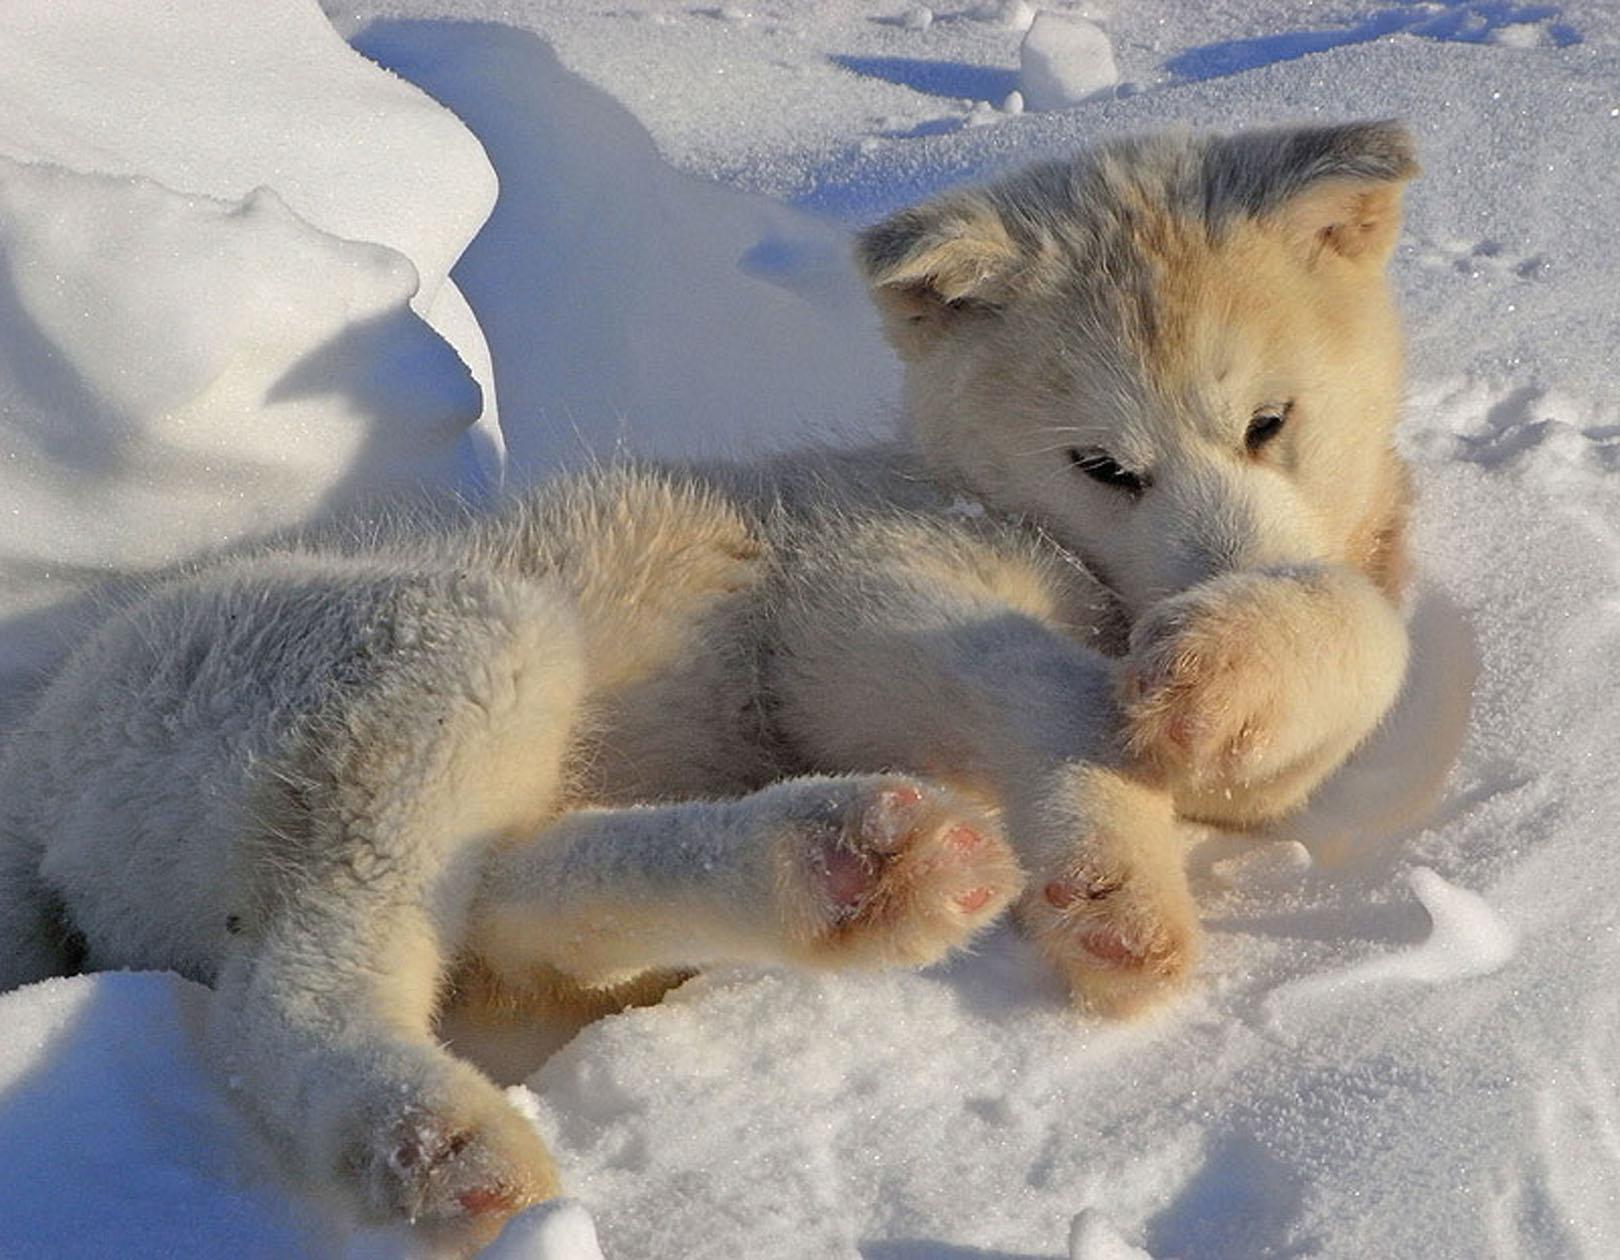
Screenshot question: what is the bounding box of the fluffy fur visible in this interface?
[0,120,1417,1250]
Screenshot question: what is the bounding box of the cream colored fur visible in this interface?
[0,120,1418,1251]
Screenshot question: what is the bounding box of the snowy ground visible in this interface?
[2,1,1619,1257]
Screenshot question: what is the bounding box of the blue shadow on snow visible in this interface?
[830,55,1018,103]
[1168,0,1578,81]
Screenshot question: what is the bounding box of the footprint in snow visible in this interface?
[1415,236,1550,283]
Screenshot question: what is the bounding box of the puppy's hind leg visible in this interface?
[0,826,78,990]
[212,582,582,1251]
[466,773,1024,996]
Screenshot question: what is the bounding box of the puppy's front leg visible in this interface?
[465,774,1022,994]
[767,531,1200,1014]
[1007,761,1198,1016]
[1122,565,1410,827]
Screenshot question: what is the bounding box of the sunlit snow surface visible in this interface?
[2,1,1619,1257]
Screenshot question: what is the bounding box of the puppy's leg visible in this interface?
[466,774,1023,994]
[211,862,559,1252]
[1122,565,1410,826]
[767,522,1197,1015]
[207,578,585,1252]
[1010,764,1198,1016]
[0,828,76,990]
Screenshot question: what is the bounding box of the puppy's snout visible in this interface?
[1152,469,1327,596]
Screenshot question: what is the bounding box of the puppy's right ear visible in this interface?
[856,192,1027,360]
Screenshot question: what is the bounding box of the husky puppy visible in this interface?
[0,120,1416,1248]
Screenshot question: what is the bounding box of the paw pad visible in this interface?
[797,776,1023,966]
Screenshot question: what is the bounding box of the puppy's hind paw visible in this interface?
[345,1067,561,1255]
[783,776,1024,968]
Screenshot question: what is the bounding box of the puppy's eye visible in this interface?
[1068,446,1148,497]
[1246,401,1293,453]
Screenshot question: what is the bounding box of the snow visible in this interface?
[1018,15,1121,111]
[2,1,1620,1258]
[0,973,315,1257]
[1068,1209,1152,1260]
[0,0,500,718]
[981,0,1038,35]
[1263,867,1518,1021]
[341,19,897,476]
[480,1201,605,1260]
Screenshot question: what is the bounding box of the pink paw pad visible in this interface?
[1078,926,1141,967]
[822,843,875,907]
[954,887,993,913]
[864,786,924,851]
[458,1186,518,1216]
[1043,872,1119,910]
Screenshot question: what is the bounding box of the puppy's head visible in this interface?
[858,121,1418,614]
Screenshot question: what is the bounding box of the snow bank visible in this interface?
[0,0,499,716]
[0,972,315,1257]
[0,160,478,561]
[0,0,495,358]
[348,20,898,476]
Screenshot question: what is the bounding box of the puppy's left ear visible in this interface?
[855,190,1034,359]
[1210,120,1419,266]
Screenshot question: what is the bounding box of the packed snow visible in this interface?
[2,1,1619,1258]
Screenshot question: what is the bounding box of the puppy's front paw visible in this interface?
[783,776,1024,968]
[1018,844,1200,1016]
[1121,573,1322,789]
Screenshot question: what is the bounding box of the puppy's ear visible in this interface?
[856,192,1028,359]
[1208,120,1418,266]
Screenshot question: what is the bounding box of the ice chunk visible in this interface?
[975,0,1036,32]
[1018,14,1119,110]
[900,5,934,33]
